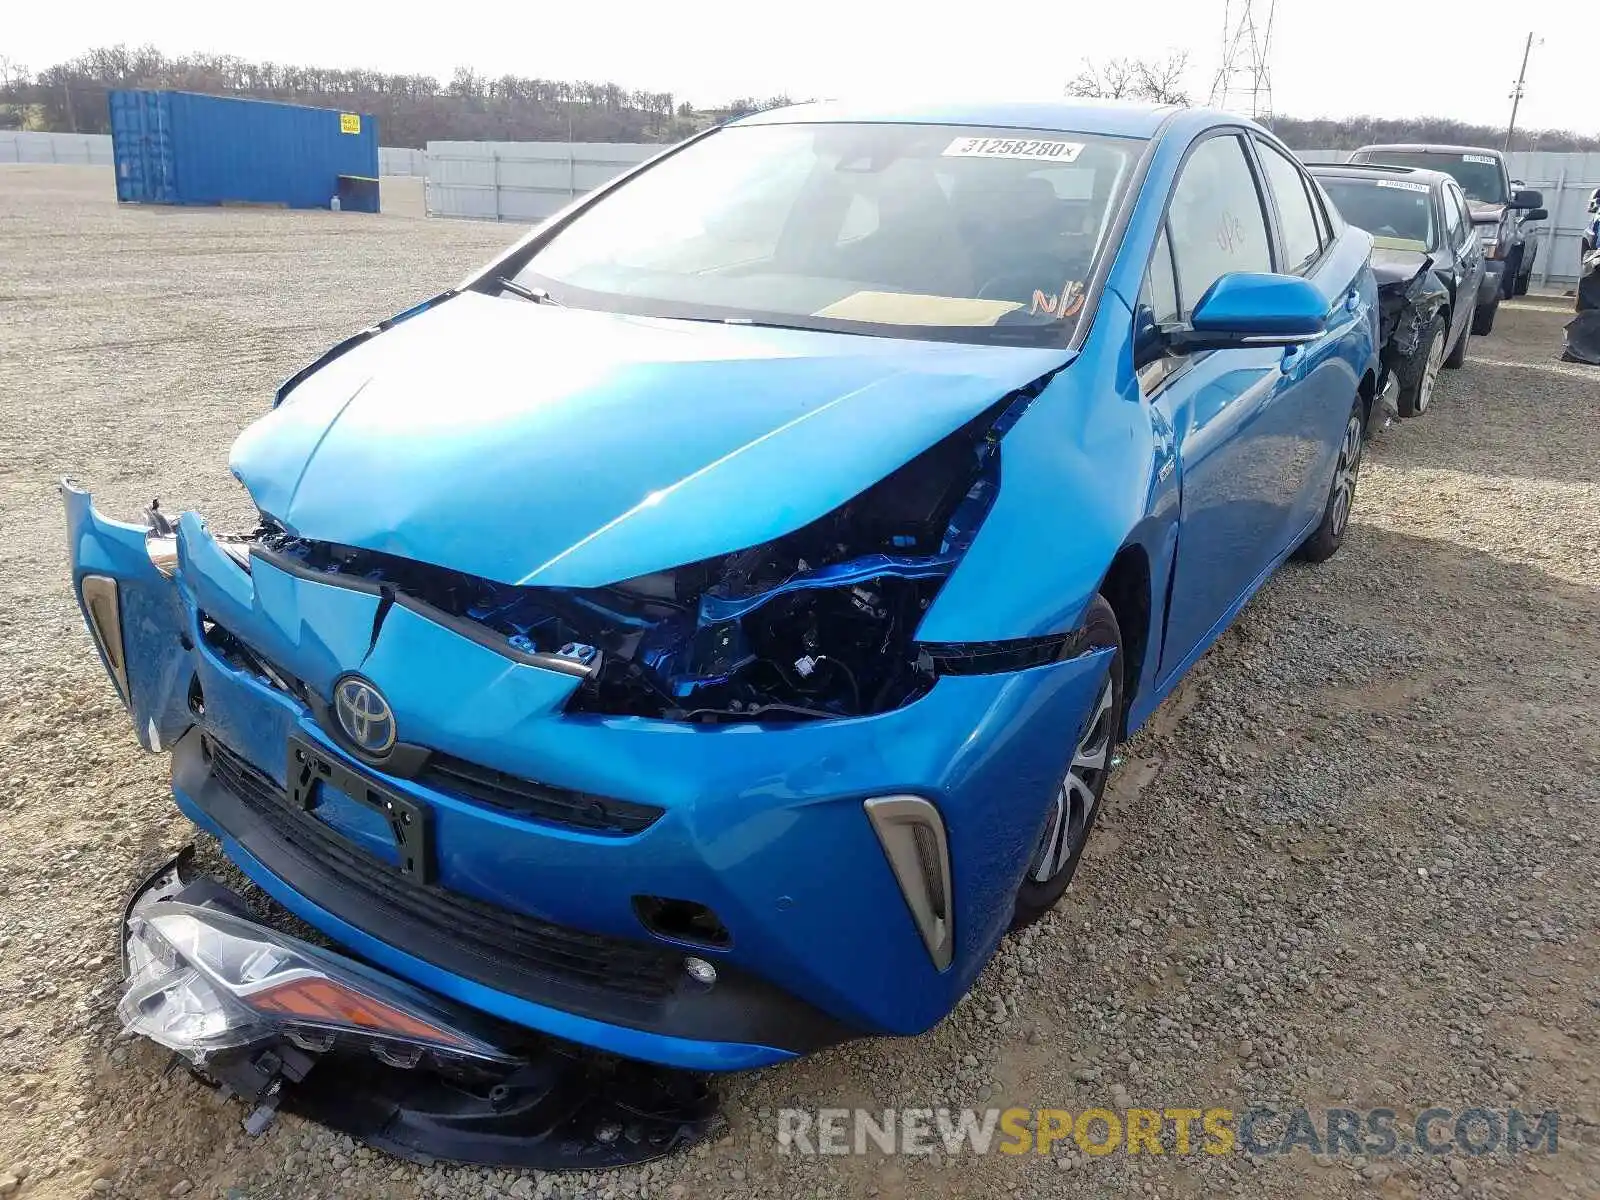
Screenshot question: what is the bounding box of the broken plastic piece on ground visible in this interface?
[120,848,720,1169]
[1563,312,1600,365]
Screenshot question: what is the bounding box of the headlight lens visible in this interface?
[121,902,515,1062]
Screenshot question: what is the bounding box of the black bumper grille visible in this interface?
[420,754,663,835]
[201,735,680,1004]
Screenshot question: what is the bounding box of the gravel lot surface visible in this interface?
[1,165,1596,1200]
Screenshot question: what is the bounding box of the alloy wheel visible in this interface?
[1029,673,1116,883]
[1417,329,1445,413]
[1328,414,1363,540]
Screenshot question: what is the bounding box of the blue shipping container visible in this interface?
[109,90,380,212]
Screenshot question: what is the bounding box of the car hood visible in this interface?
[1468,200,1506,226]
[230,292,1072,588]
[1370,244,1433,289]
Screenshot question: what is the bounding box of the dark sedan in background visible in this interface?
[1349,144,1546,304]
[1312,164,1487,416]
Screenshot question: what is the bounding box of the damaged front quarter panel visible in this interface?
[62,481,199,752]
[1380,263,1443,357]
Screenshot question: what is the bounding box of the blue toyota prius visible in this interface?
[66,101,1378,1107]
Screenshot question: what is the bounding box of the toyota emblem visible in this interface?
[332,675,396,755]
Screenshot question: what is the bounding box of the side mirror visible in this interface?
[1165,273,1327,353]
[1524,208,1549,223]
[1511,188,1544,210]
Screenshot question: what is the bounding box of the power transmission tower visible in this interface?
[1209,0,1278,121]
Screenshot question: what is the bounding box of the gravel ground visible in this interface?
[1,165,1596,1200]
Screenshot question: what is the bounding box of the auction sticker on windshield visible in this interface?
[1376,180,1430,193]
[943,137,1084,162]
[1462,154,1496,164]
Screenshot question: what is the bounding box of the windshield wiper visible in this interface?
[495,276,564,306]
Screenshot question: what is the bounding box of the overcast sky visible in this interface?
[7,0,1595,134]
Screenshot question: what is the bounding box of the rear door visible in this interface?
[1250,138,1364,543]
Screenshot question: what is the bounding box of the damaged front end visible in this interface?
[247,389,1041,726]
[121,849,716,1168]
[1375,258,1440,366]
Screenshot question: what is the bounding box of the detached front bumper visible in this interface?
[66,482,1109,1071]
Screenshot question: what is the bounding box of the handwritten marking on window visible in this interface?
[1029,279,1086,320]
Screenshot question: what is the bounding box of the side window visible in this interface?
[1145,223,1180,323]
[1136,223,1184,392]
[1256,141,1324,272]
[1442,184,1464,246]
[1450,187,1475,249]
[1167,134,1275,319]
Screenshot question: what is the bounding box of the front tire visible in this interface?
[1397,315,1445,417]
[1010,596,1123,931]
[1295,397,1364,564]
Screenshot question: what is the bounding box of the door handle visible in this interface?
[1344,289,1361,313]
[1280,345,1304,374]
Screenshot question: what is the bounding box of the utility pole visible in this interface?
[1503,32,1536,153]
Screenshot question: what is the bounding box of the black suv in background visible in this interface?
[1349,144,1547,301]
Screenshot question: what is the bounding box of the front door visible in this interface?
[1140,132,1310,677]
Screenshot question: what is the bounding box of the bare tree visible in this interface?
[1067,52,1190,106]
[0,55,29,89]
[1066,58,1141,101]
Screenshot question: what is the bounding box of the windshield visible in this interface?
[1360,151,1505,205]
[1319,177,1437,251]
[511,123,1139,346]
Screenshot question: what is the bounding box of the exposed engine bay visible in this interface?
[247,393,1042,724]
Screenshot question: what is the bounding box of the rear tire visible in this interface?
[1471,297,1499,337]
[1295,397,1364,564]
[1397,315,1445,417]
[1010,596,1122,931]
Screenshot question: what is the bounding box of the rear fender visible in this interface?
[62,481,194,752]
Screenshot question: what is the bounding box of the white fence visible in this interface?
[378,146,425,177]
[424,141,659,222]
[0,131,113,164]
[1296,149,1599,288]
[2,132,426,177]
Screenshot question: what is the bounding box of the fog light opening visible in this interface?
[633,896,730,948]
[864,795,954,971]
[79,574,130,706]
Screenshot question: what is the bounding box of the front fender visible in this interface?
[916,289,1165,645]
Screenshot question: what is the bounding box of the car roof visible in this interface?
[1310,163,1455,190]
[1354,143,1505,159]
[729,99,1182,139]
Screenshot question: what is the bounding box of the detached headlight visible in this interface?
[121,902,514,1063]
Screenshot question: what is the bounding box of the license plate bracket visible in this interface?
[287,735,434,883]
